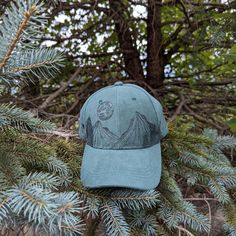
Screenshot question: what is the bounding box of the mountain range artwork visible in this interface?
[85,111,160,149]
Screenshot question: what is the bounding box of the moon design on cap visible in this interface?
[97,100,114,120]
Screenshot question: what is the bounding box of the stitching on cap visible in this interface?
[117,86,120,136]
[86,140,160,150]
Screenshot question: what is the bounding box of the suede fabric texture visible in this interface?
[78,82,168,190]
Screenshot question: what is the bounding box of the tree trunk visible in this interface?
[146,0,165,88]
[109,0,145,82]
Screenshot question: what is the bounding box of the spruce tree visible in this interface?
[0,1,83,235]
[0,1,236,236]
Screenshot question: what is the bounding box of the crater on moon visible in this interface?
[97,101,114,120]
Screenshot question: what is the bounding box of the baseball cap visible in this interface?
[78,81,168,190]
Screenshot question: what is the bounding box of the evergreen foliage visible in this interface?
[0,0,236,235]
[0,104,55,132]
[70,125,236,235]
[0,0,64,85]
[0,0,84,235]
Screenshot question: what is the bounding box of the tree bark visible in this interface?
[109,0,144,82]
[146,0,165,87]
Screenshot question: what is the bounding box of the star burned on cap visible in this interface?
[78,81,168,190]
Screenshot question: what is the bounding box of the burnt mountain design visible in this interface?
[112,112,160,149]
[92,120,119,148]
[86,117,93,146]
[85,112,160,149]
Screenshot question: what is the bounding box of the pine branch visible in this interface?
[0,132,54,175]
[0,0,45,53]
[128,210,158,236]
[6,48,64,81]
[0,151,26,187]
[142,215,160,236]
[174,160,233,203]
[223,200,236,230]
[223,223,236,236]
[0,196,10,222]
[0,104,55,133]
[0,173,85,235]
[101,201,130,236]
[76,186,160,217]
[49,192,84,236]
[158,170,210,232]
[0,3,37,69]
[83,197,101,219]
[110,189,160,210]
[203,128,236,150]
[178,201,210,232]
[47,156,72,186]
[158,200,210,233]
[0,0,65,85]
[6,185,55,222]
[20,172,60,190]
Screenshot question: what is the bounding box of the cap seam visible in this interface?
[116,85,119,136]
[85,141,160,150]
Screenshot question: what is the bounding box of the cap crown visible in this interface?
[79,82,168,150]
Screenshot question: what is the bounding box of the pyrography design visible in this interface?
[85,112,160,149]
[97,100,114,121]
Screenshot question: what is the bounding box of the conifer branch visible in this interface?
[11,57,60,72]
[0,4,37,69]
[101,202,130,236]
[0,197,10,221]
[0,104,55,133]
[110,190,160,210]
[176,225,194,236]
[8,48,64,80]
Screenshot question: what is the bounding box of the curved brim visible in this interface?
[80,143,162,190]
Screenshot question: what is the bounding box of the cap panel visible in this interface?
[125,84,168,139]
[81,86,119,148]
[78,103,86,140]
[114,85,160,149]
[78,85,117,142]
[78,85,114,141]
[149,95,168,139]
[123,83,168,139]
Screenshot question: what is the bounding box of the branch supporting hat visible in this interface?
[78,82,168,190]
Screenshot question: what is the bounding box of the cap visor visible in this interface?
[80,143,162,190]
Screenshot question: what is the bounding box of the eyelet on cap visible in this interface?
[114,81,123,86]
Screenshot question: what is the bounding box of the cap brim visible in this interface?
[80,143,162,190]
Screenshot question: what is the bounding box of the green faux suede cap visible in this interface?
[78,82,168,190]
